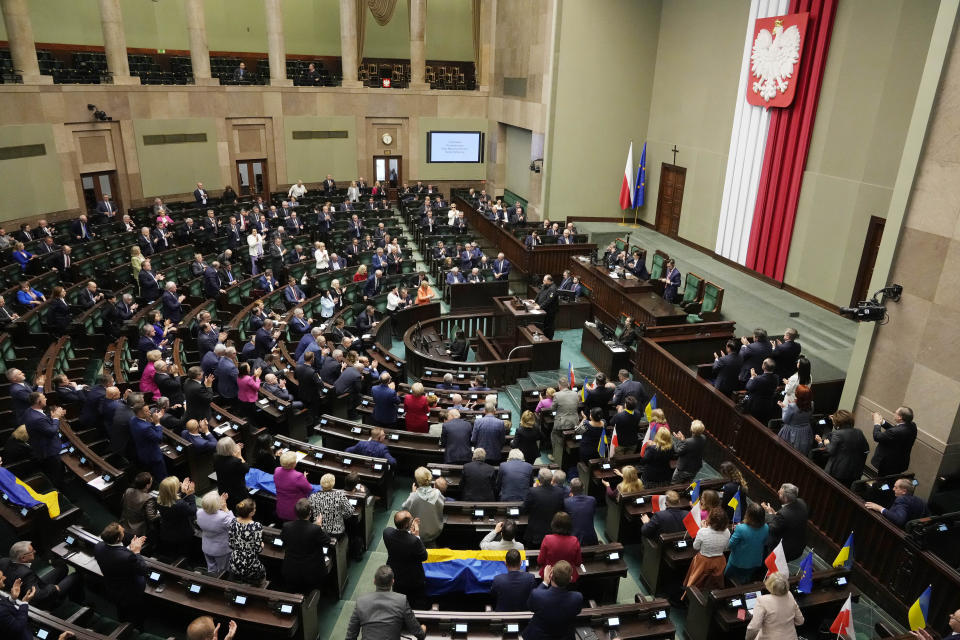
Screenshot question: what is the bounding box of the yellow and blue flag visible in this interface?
[728,489,742,524]
[0,466,60,518]
[908,585,931,631]
[634,142,647,208]
[423,549,525,596]
[644,394,658,422]
[832,532,854,569]
[598,427,610,458]
[796,551,814,594]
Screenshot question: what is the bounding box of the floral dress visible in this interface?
[228,519,265,583]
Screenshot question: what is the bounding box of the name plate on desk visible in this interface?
[389,433,400,441]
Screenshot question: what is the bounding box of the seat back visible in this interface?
[702,281,724,314]
[682,272,705,304]
[650,251,667,279]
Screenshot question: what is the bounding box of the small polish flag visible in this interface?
[764,541,789,577]
[682,505,701,538]
[609,427,619,458]
[829,594,855,639]
[650,495,667,513]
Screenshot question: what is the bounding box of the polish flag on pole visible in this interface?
[619,142,635,210]
[650,495,667,513]
[829,594,855,639]
[764,541,789,577]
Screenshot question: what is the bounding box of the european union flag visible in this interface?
[728,489,742,524]
[634,142,647,208]
[796,552,814,594]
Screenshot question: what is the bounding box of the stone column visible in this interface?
[409,0,429,89]
[97,0,138,85]
[477,0,496,91]
[184,0,218,85]
[339,0,362,87]
[0,0,52,84]
[264,0,292,86]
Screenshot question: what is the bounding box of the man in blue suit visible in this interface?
[24,392,66,486]
[372,249,389,273]
[259,269,280,292]
[439,409,473,464]
[490,549,537,612]
[160,282,184,324]
[283,278,306,306]
[335,363,364,418]
[371,373,401,427]
[563,478,598,545]
[203,264,224,299]
[738,327,773,384]
[255,319,279,358]
[445,267,465,285]
[345,427,397,466]
[129,402,166,481]
[611,369,649,408]
[78,373,112,429]
[364,269,383,301]
[6,368,43,423]
[138,259,162,302]
[492,253,510,280]
[525,561,583,639]
[497,449,533,502]
[711,339,743,395]
[0,564,35,640]
[216,347,240,399]
[640,490,690,539]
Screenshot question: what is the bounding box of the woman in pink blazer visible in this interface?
[273,450,314,521]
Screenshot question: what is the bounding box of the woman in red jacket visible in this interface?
[403,381,431,433]
[538,512,582,581]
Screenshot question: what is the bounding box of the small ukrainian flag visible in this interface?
[728,489,741,524]
[908,585,931,631]
[644,394,658,422]
[832,532,854,569]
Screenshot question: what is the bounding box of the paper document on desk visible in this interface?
[609,273,619,279]
[295,451,309,464]
[610,347,627,353]
[88,475,113,490]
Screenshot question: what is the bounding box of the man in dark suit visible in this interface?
[183,367,215,422]
[0,564,35,640]
[161,282,184,324]
[439,409,472,464]
[491,253,510,280]
[490,549,537,612]
[197,323,220,357]
[762,483,808,561]
[226,216,243,249]
[534,274,560,340]
[94,522,147,624]
[563,478,598,545]
[138,260,162,302]
[611,369,649,408]
[295,351,324,421]
[232,62,247,82]
[364,270,383,301]
[203,264,223,299]
[382,511,428,608]
[254,319,279,358]
[738,328,773,384]
[129,402,166,482]
[216,348,240,400]
[871,407,918,477]
[711,339,743,395]
[71,215,94,241]
[78,373,111,429]
[194,182,208,204]
[23,392,66,486]
[323,174,336,194]
[744,358,779,425]
[640,490,689,538]
[6,368,43,423]
[177,218,199,245]
[461,448,498,501]
[523,561,583,640]
[335,363,364,418]
[346,565,426,640]
[319,349,344,385]
[0,541,82,610]
[281,498,333,594]
[522,468,565,548]
[771,328,802,379]
[865,477,929,528]
[498,450,533,502]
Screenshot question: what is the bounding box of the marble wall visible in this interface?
[855,25,960,498]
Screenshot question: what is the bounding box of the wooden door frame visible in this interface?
[80,170,121,212]
[850,215,886,306]
[655,163,686,237]
[236,158,270,198]
[372,155,402,186]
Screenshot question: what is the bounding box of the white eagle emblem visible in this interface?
[750,20,801,102]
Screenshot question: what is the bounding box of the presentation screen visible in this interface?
[427,131,484,163]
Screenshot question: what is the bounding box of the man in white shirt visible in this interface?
[288,180,308,198]
[480,520,524,550]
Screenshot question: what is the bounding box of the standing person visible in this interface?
[227,499,265,584]
[346,566,426,640]
[472,402,506,464]
[403,382,431,433]
[550,379,579,463]
[273,451,314,522]
[94,523,148,625]
[213,437,249,510]
[401,467,445,546]
[440,409,473,464]
[371,373,401,427]
[155,476,197,558]
[522,468,566,548]
[782,355,811,404]
[660,259,681,303]
[816,410,869,487]
[711,340,743,395]
[196,490,234,573]
[23,392,66,487]
[281,498,332,593]
[778,385,814,456]
[307,473,354,537]
[684,508,730,592]
[872,407,918,477]
[673,420,706,483]
[609,396,641,456]
[762,483,808,562]
[719,461,748,522]
[490,549,536,612]
[523,561,583,640]
[512,410,542,464]
[771,328,802,380]
[725,503,769,584]
[382,511,428,608]
[563,478,598,546]
[641,428,674,489]
[745,573,804,640]
[537,512,582,583]
[533,274,559,339]
[499,448,535,502]
[461,448,498,501]
[573,407,607,484]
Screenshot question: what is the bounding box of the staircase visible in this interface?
[502,365,598,414]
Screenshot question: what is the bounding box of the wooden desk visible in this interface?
[581,322,631,379]
[492,295,547,338]
[604,478,725,543]
[639,531,695,598]
[526,542,628,605]
[569,257,687,327]
[526,283,592,329]
[448,280,510,312]
[439,501,526,549]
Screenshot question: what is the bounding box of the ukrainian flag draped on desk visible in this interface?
[423,549,526,595]
[0,466,60,518]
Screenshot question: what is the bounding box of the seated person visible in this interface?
[865,477,930,528]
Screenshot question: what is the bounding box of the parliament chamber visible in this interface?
[2,1,960,639]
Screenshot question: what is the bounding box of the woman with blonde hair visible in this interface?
[673,420,707,483]
[4,425,32,463]
[196,489,234,572]
[745,571,804,639]
[347,180,360,202]
[648,408,669,439]
[513,410,542,464]
[415,279,436,305]
[307,473,353,536]
[274,450,314,522]
[641,427,674,488]
[401,467,445,546]
[139,349,163,400]
[535,387,555,414]
[313,241,329,270]
[404,381,430,433]
[130,245,144,279]
[353,264,368,283]
[602,464,643,499]
[155,475,197,556]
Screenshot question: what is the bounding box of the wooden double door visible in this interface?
[655,163,686,237]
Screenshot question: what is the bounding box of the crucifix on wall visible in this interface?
[671,145,680,164]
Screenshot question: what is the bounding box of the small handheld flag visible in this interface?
[689,480,701,505]
[728,489,742,524]
[650,495,667,513]
[568,362,575,388]
[682,480,702,537]
[829,594,855,639]
[796,551,814,594]
[908,585,931,631]
[597,427,610,458]
[833,532,854,569]
[764,541,788,576]
[608,426,619,458]
[644,394,658,422]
